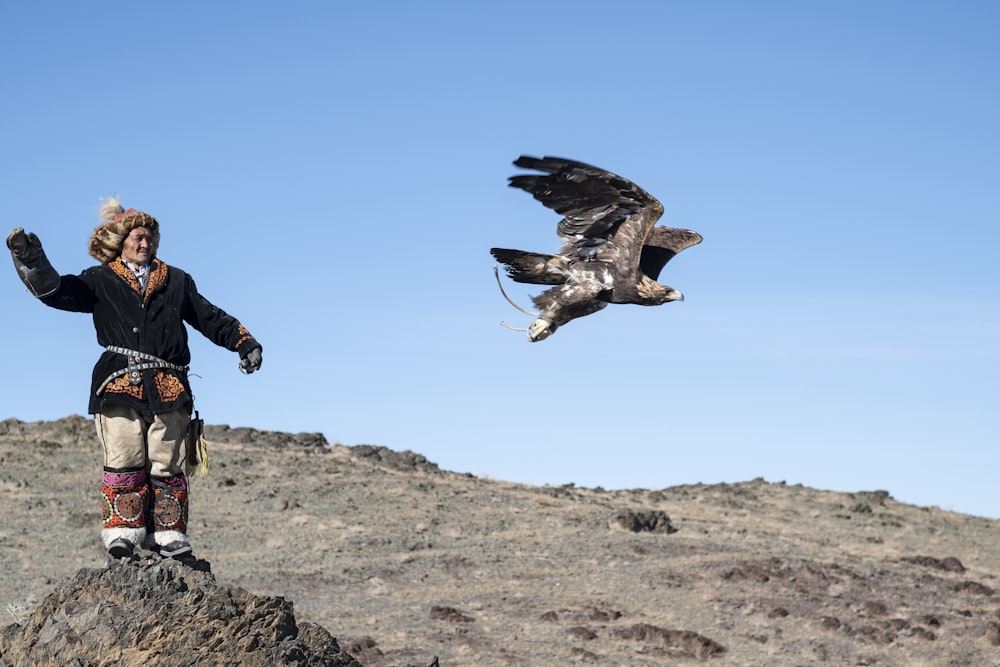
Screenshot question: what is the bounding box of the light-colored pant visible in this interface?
[95,404,189,477]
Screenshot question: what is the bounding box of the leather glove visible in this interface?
[8,227,59,298]
[7,227,42,259]
[239,347,263,374]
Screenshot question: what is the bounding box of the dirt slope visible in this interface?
[1,416,998,666]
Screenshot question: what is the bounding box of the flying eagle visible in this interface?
[491,155,702,342]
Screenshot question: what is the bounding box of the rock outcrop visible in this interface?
[0,553,362,667]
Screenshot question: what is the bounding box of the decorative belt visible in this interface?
[96,346,189,395]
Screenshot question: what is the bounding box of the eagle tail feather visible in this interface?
[490,248,566,285]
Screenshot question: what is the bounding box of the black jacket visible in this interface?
[42,258,260,415]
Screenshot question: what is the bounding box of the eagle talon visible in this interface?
[527,318,556,342]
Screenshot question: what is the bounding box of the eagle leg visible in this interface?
[527,317,557,342]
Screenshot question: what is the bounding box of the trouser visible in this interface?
[95,404,191,549]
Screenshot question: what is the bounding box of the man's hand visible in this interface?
[7,227,38,258]
[239,347,263,375]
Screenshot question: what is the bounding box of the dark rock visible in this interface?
[856,600,889,617]
[584,606,622,622]
[0,556,361,667]
[954,580,994,596]
[985,622,1000,647]
[902,555,967,572]
[348,445,441,473]
[205,424,329,450]
[566,626,598,640]
[820,616,841,630]
[612,509,677,534]
[428,605,473,623]
[611,623,726,659]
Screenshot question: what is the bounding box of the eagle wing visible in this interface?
[507,155,663,267]
[639,227,703,281]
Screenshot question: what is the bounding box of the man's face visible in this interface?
[121,226,154,265]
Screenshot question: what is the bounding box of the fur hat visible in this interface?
[89,196,160,264]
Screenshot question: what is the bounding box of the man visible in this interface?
[7,196,262,560]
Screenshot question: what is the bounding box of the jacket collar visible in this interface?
[109,258,168,301]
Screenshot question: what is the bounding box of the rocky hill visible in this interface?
[1,416,998,666]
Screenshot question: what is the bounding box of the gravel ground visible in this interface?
[2,416,999,666]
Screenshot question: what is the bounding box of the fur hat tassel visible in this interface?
[88,195,160,264]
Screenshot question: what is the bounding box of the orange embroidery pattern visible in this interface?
[108,259,168,301]
[109,260,141,294]
[154,371,185,403]
[104,375,144,399]
[144,261,168,302]
[233,323,254,350]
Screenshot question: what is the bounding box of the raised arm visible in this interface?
[7,227,59,298]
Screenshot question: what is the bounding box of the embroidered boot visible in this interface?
[151,473,192,558]
[101,467,149,557]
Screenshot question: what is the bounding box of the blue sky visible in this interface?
[2,2,998,518]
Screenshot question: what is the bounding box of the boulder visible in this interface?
[0,554,361,667]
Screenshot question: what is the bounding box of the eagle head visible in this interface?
[636,276,684,304]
